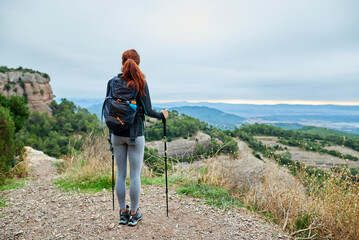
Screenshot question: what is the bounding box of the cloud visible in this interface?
[0,0,358,102]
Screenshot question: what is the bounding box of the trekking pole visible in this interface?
[112,149,115,210]
[162,118,169,217]
[108,135,115,211]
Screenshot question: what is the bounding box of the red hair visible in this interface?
[121,49,146,97]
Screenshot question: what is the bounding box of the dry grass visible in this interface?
[62,132,153,182]
[187,155,359,239]
[198,157,240,191]
[310,170,359,239]
[9,149,29,178]
[61,132,112,181]
[244,161,307,233]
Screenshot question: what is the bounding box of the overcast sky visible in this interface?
[1,0,358,104]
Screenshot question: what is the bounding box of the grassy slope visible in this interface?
[296,126,359,139]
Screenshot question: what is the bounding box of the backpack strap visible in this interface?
[101,77,116,125]
[129,95,141,145]
[120,78,139,145]
[137,97,147,138]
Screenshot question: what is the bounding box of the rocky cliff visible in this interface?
[0,70,54,114]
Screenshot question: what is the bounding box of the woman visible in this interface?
[106,49,168,226]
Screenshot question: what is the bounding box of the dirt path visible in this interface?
[24,146,62,178]
[1,148,288,240]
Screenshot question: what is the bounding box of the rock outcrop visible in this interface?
[25,146,63,178]
[146,131,211,158]
[0,71,54,114]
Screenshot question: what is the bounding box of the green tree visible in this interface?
[20,98,102,158]
[0,94,30,132]
[0,94,29,181]
[0,106,15,181]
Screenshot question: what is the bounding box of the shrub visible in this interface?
[0,66,49,77]
[0,94,30,182]
[22,93,27,102]
[195,144,207,156]
[4,83,11,91]
[0,106,15,183]
[1,95,30,132]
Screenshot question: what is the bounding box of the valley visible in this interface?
[67,98,359,133]
[254,136,359,170]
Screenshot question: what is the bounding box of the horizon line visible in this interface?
[152,99,359,106]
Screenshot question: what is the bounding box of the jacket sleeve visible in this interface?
[140,82,164,119]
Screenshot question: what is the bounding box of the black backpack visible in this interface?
[102,76,139,140]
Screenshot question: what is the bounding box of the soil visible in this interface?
[1,148,289,240]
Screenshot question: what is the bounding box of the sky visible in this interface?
[0,0,358,105]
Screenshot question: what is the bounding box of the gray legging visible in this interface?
[111,134,145,211]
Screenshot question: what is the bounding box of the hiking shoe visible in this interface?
[119,205,130,225]
[128,209,143,227]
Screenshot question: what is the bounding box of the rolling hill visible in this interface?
[169,106,245,129]
[73,99,359,133]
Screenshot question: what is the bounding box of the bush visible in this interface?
[22,93,27,102]
[3,95,30,132]
[0,94,29,182]
[4,83,11,91]
[195,144,207,156]
[0,66,49,76]
[0,106,15,182]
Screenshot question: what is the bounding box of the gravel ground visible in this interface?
[0,148,289,239]
[1,178,289,240]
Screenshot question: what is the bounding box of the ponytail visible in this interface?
[121,50,146,97]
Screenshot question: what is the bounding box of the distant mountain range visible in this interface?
[64,99,359,133]
[64,98,103,108]
[169,106,245,129]
[152,101,359,118]
[154,101,359,133]
[75,103,245,129]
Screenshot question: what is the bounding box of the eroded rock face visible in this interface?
[146,131,212,158]
[0,71,54,114]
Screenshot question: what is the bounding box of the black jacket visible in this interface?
[106,75,164,137]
